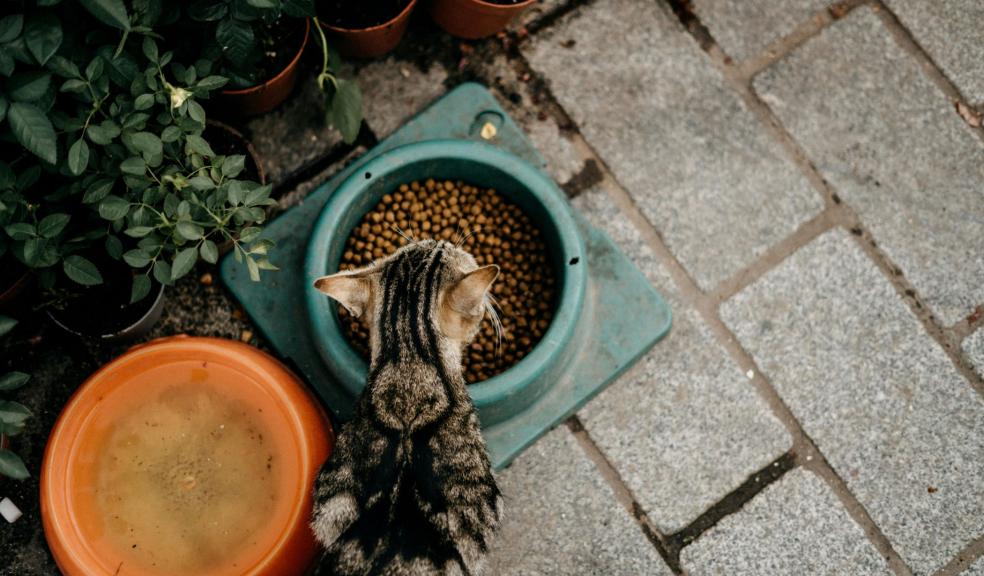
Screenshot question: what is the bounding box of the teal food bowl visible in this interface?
[304,139,587,426]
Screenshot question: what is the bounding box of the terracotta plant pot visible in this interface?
[0,261,33,313]
[219,19,311,116]
[41,336,334,576]
[428,0,536,39]
[321,0,418,59]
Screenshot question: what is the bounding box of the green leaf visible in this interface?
[105,234,123,259]
[68,138,89,175]
[246,255,260,281]
[5,223,35,240]
[221,154,245,178]
[0,450,29,480]
[188,0,228,21]
[175,221,203,241]
[0,15,24,44]
[185,134,214,157]
[63,254,102,285]
[0,96,6,123]
[161,125,181,142]
[0,52,15,78]
[129,131,161,157]
[188,175,215,191]
[83,179,114,203]
[170,246,197,281]
[133,92,154,110]
[0,372,30,391]
[8,103,56,163]
[79,0,131,31]
[130,274,150,303]
[0,316,15,338]
[119,156,145,175]
[215,18,253,68]
[152,259,171,284]
[123,226,154,238]
[85,56,104,82]
[187,99,205,124]
[256,258,278,271]
[98,195,130,220]
[59,78,87,93]
[37,213,70,238]
[195,75,227,91]
[238,226,261,243]
[282,0,316,18]
[122,248,151,267]
[22,237,42,266]
[141,35,158,63]
[244,184,271,207]
[0,400,31,427]
[7,71,52,102]
[46,55,79,78]
[86,120,120,145]
[199,239,218,264]
[24,12,62,66]
[327,78,363,145]
[246,0,276,7]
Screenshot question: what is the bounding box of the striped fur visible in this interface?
[312,240,502,576]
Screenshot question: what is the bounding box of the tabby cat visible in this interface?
[310,238,503,576]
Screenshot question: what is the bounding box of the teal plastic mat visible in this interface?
[221,83,671,469]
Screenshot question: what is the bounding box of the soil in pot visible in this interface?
[229,17,306,89]
[202,124,262,183]
[48,256,162,338]
[337,178,557,384]
[320,0,413,29]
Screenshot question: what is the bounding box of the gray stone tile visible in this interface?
[572,187,791,533]
[525,0,822,291]
[358,57,448,139]
[246,72,344,184]
[275,146,367,211]
[485,55,585,186]
[682,469,892,576]
[754,7,984,326]
[965,555,984,576]
[488,426,671,576]
[883,0,984,104]
[691,0,830,62]
[720,229,984,575]
[963,328,984,380]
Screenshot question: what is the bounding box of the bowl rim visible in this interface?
[304,139,587,408]
[40,336,333,576]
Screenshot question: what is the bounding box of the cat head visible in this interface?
[314,239,499,364]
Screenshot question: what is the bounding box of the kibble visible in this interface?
[338,179,556,384]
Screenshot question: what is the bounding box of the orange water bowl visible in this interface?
[41,336,333,576]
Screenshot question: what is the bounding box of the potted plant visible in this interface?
[428,0,536,39]
[318,0,419,59]
[0,314,31,480]
[186,0,315,116]
[0,1,277,339]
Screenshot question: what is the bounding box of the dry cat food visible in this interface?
[338,179,556,383]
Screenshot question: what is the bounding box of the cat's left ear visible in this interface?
[314,271,371,318]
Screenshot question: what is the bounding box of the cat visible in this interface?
[310,238,503,576]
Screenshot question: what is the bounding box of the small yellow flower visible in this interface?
[169,86,192,109]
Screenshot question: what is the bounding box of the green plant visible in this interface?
[0,1,277,304]
[313,17,362,145]
[0,315,31,480]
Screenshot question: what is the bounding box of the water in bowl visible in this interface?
[92,381,279,573]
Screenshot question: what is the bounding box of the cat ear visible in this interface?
[447,265,499,317]
[314,272,371,318]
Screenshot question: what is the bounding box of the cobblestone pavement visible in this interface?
[2,1,983,575]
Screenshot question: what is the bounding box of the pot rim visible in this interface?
[221,18,310,97]
[40,336,333,576]
[304,139,587,408]
[464,0,537,10]
[46,279,166,340]
[321,0,419,33]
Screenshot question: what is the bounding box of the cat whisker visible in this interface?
[455,226,480,249]
[484,292,503,354]
[391,224,415,244]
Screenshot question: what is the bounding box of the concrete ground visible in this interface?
[2,1,983,574]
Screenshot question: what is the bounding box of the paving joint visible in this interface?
[931,535,984,576]
[521,0,598,36]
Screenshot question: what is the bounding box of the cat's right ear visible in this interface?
[314,272,371,318]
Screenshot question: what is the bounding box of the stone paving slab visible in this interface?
[572,187,791,533]
[488,426,671,576]
[691,0,830,62]
[963,329,984,381]
[516,0,569,29]
[753,7,984,326]
[966,555,984,576]
[359,57,449,139]
[524,0,822,292]
[246,69,344,184]
[681,469,892,575]
[721,229,984,575]
[882,0,984,104]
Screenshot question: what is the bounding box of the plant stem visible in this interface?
[312,18,338,91]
